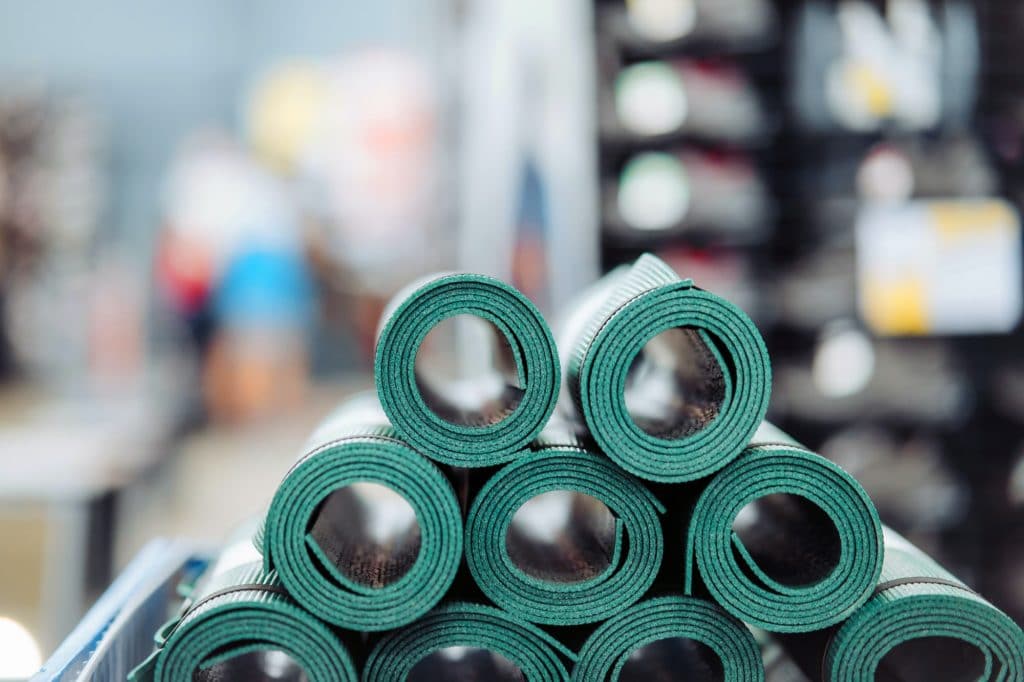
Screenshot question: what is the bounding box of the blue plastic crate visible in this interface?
[33,541,209,682]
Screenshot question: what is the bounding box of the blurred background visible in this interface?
[0,0,1022,675]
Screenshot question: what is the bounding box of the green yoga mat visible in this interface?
[684,425,883,633]
[560,253,771,482]
[363,602,574,681]
[572,595,764,681]
[782,528,1024,681]
[129,527,356,682]
[375,272,560,467]
[257,393,463,631]
[465,431,665,625]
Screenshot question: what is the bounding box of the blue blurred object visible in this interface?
[213,243,315,331]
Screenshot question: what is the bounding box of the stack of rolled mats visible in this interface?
[131,254,1024,681]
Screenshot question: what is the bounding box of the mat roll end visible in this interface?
[363,602,574,682]
[561,253,771,483]
[261,398,463,631]
[819,528,1024,682]
[375,272,560,467]
[133,528,357,682]
[686,440,883,633]
[572,595,764,681]
[465,445,664,626]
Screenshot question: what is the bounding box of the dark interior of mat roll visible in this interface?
[307,484,422,589]
[625,326,727,440]
[415,379,526,428]
[194,651,310,682]
[731,493,843,587]
[504,492,618,584]
[619,637,725,682]
[414,317,526,428]
[875,637,986,682]
[408,648,527,682]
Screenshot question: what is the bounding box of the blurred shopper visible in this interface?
[247,51,442,357]
[157,134,313,423]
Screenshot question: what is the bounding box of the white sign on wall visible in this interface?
[856,199,1022,335]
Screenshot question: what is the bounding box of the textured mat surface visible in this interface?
[559,254,770,482]
[129,531,356,682]
[784,528,1024,682]
[572,595,764,681]
[375,272,560,467]
[465,433,664,625]
[363,602,574,681]
[684,429,883,633]
[258,394,463,630]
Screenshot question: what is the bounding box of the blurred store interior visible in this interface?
[1,0,1023,676]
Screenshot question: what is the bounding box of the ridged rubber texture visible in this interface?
[375,272,560,466]
[563,254,771,482]
[465,446,665,625]
[572,595,764,681]
[685,442,883,632]
[362,602,573,681]
[820,528,1024,681]
[148,562,356,682]
[260,399,462,631]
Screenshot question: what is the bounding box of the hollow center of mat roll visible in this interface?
[505,490,617,583]
[624,327,726,440]
[194,649,309,682]
[309,481,421,588]
[620,637,724,682]
[408,647,525,682]
[414,314,525,427]
[875,636,987,682]
[731,493,842,586]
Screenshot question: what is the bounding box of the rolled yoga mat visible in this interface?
[129,524,356,682]
[572,595,764,681]
[780,528,1024,682]
[363,602,574,682]
[559,253,771,482]
[375,272,560,467]
[258,393,463,631]
[684,424,883,633]
[465,428,665,625]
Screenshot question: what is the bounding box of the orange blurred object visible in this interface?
[202,329,308,424]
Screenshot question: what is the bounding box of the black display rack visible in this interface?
[592,0,1024,626]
